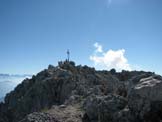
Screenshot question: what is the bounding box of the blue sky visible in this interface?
[0,0,162,75]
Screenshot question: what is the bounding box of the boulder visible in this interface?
[128,75,162,122]
[127,73,153,95]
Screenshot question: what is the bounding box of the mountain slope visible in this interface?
[0,61,162,122]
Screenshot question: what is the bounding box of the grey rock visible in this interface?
[115,82,128,98]
[98,95,127,122]
[127,73,153,95]
[128,75,162,121]
[113,107,138,122]
[20,112,60,122]
[83,94,127,122]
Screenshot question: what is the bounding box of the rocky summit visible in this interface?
[0,60,162,122]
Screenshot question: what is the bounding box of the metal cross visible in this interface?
[67,49,70,62]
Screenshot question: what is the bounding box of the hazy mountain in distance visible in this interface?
[0,74,32,78]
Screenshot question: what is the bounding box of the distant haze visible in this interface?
[0,74,32,100]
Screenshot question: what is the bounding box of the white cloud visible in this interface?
[94,42,103,53]
[90,42,131,71]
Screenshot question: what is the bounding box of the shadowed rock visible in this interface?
[128,75,162,122]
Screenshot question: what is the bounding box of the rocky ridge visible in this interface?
[0,60,162,122]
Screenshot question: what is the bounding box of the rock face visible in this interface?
[0,60,161,122]
[82,74,162,122]
[83,94,127,122]
[128,75,162,122]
